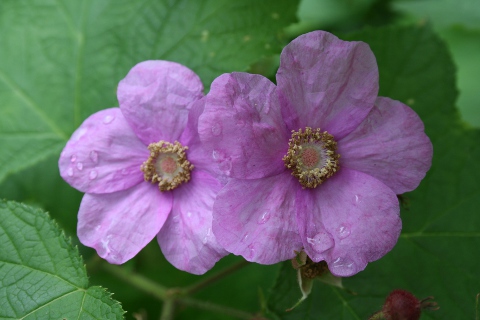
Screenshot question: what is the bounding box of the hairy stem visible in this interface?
[105,262,256,319]
[185,259,250,295]
[179,297,255,319]
[103,263,167,300]
[159,299,175,320]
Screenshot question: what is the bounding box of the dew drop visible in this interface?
[219,157,232,176]
[337,225,351,240]
[211,123,222,136]
[257,211,271,224]
[247,244,256,259]
[70,154,77,162]
[330,257,355,277]
[76,162,83,170]
[187,211,192,218]
[103,114,115,124]
[202,228,211,244]
[306,232,334,253]
[89,150,98,163]
[89,170,98,180]
[236,119,245,128]
[67,167,74,177]
[212,149,225,161]
[241,233,249,243]
[72,128,87,141]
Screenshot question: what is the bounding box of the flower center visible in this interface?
[283,127,340,188]
[141,141,193,191]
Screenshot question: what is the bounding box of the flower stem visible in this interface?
[159,299,175,320]
[105,261,256,319]
[103,263,167,300]
[179,297,255,320]
[184,259,250,295]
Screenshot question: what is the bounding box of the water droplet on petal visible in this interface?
[202,228,211,244]
[219,157,232,176]
[306,232,334,253]
[70,154,77,162]
[247,244,256,259]
[257,211,271,224]
[89,150,98,163]
[103,115,114,124]
[67,167,74,177]
[337,225,351,240]
[211,123,222,136]
[187,211,192,218]
[241,233,249,243]
[72,128,87,141]
[89,170,98,180]
[236,119,245,128]
[76,162,83,170]
[330,257,355,277]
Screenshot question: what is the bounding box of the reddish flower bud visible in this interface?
[369,289,438,320]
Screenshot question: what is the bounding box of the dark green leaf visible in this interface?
[0,200,124,319]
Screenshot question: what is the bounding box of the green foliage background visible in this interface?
[0,0,479,319]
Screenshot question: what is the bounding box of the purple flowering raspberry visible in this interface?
[199,31,433,277]
[59,61,227,275]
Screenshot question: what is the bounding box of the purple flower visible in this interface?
[59,61,227,274]
[199,31,433,277]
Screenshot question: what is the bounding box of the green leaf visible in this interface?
[0,0,299,183]
[393,0,480,30]
[0,200,124,319]
[268,25,480,319]
[392,0,480,127]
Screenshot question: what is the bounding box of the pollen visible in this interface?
[141,141,193,191]
[283,127,340,188]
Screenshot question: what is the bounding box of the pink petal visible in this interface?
[212,172,303,264]
[117,60,204,144]
[296,168,401,277]
[277,31,379,140]
[78,182,173,264]
[59,108,147,194]
[338,97,433,194]
[157,171,228,275]
[199,73,289,179]
[179,98,224,180]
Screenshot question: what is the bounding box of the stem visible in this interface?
[159,299,175,320]
[179,297,255,320]
[103,263,167,300]
[105,260,255,319]
[185,259,250,295]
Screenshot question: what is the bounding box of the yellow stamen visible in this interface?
[141,141,193,191]
[283,127,340,188]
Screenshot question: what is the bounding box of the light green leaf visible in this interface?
[393,0,480,30]
[393,0,480,127]
[0,200,124,319]
[268,25,480,319]
[0,0,299,183]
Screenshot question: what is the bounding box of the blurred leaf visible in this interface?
[268,25,480,319]
[0,200,124,319]
[393,0,480,30]
[0,0,298,184]
[393,0,480,127]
